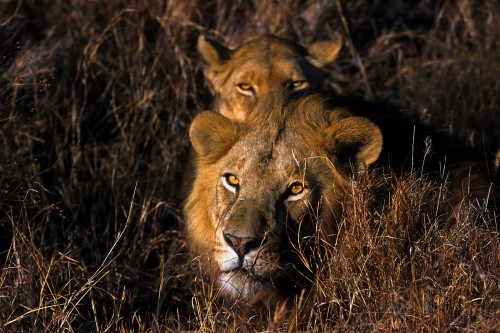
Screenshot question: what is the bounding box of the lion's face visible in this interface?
[185,94,382,301]
[198,34,342,121]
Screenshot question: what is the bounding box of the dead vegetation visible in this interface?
[1,0,499,331]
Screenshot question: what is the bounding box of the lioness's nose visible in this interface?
[223,233,263,258]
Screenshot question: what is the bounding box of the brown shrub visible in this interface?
[1,0,498,331]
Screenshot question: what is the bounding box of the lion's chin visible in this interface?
[219,270,273,301]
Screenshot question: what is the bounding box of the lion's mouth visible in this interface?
[221,266,258,277]
[218,253,304,300]
[219,269,272,300]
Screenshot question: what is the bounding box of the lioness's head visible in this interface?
[184,93,382,302]
[198,34,342,121]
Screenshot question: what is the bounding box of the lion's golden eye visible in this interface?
[237,83,253,91]
[227,174,239,185]
[292,80,305,88]
[222,173,239,193]
[289,182,304,195]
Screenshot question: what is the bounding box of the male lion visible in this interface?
[198,33,342,121]
[184,92,496,303]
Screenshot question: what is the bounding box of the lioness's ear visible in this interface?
[307,32,343,67]
[190,111,239,160]
[325,116,382,171]
[197,35,231,66]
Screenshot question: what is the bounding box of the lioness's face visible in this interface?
[185,94,382,301]
[198,34,342,121]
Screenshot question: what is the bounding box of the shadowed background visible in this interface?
[1,0,499,331]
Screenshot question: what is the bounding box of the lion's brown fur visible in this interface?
[184,92,497,303]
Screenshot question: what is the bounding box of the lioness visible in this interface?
[185,92,496,302]
[198,33,342,120]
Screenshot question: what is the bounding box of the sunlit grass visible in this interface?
[1,0,499,331]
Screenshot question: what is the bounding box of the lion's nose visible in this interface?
[223,233,263,258]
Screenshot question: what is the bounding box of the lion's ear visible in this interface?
[197,35,231,66]
[325,116,383,171]
[190,111,239,160]
[307,32,343,67]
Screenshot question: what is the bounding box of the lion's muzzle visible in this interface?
[222,204,268,254]
[223,233,264,258]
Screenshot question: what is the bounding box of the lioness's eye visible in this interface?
[237,83,253,91]
[222,173,239,193]
[292,80,305,88]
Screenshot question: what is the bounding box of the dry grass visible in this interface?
[1,0,499,331]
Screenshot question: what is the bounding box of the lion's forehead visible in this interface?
[229,152,299,177]
[226,136,314,180]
